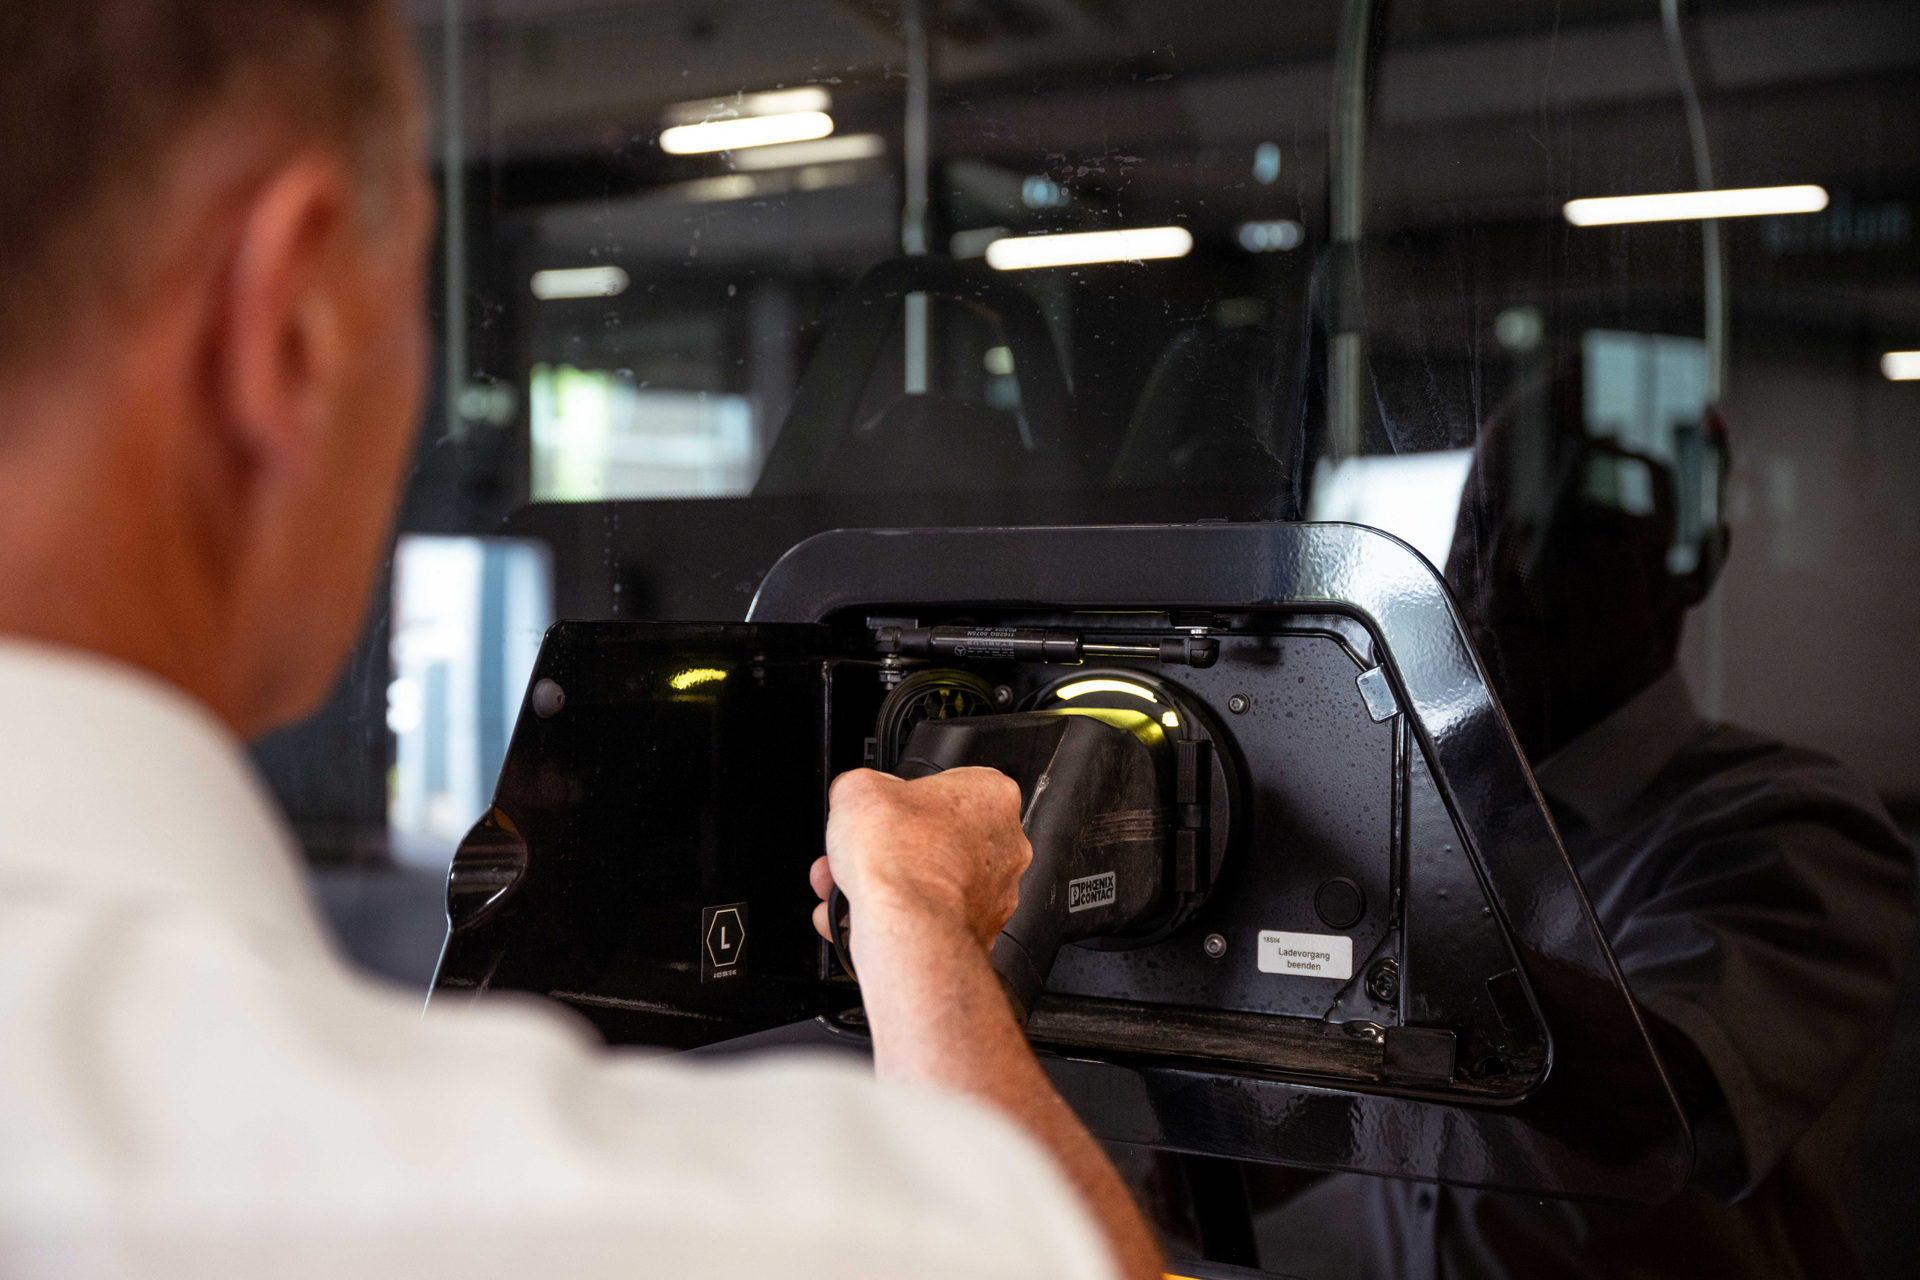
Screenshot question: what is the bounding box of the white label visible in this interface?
[1067,872,1117,913]
[1257,930,1353,980]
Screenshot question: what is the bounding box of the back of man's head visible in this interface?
[0,0,407,374]
[0,0,432,737]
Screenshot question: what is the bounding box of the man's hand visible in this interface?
[809,766,1030,963]
[808,767,1164,1280]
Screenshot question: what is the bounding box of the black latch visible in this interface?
[1175,738,1212,893]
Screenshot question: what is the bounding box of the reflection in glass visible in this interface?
[1307,451,1474,570]
[388,537,552,869]
[529,365,759,502]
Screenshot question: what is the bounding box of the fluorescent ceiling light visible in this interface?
[530,265,629,300]
[660,111,834,156]
[1883,351,1920,381]
[678,174,760,203]
[663,86,831,127]
[659,164,869,206]
[986,226,1194,271]
[731,133,883,170]
[1564,184,1828,227]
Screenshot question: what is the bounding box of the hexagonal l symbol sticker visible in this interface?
[701,902,749,982]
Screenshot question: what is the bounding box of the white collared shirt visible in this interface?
[0,638,1114,1280]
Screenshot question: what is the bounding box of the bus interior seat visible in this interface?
[1106,323,1286,491]
[753,256,1076,494]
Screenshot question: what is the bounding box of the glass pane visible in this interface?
[264,2,1917,1261]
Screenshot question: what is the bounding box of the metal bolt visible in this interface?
[993,685,1015,707]
[1365,957,1400,1004]
[1203,932,1228,959]
[1227,694,1250,715]
[531,678,566,719]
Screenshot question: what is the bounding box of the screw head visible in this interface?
[1203,932,1228,958]
[1365,957,1400,1004]
[1227,694,1250,715]
[531,678,566,719]
[993,684,1015,707]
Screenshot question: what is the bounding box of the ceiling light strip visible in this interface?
[986,226,1194,271]
[659,111,834,156]
[1563,184,1828,227]
[1883,351,1920,381]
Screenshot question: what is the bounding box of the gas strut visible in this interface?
[873,625,1219,669]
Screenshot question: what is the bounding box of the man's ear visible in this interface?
[219,155,359,482]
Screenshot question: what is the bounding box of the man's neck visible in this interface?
[0,362,249,734]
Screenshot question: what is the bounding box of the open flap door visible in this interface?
[432,623,871,1048]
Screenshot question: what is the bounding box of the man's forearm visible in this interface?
[854,913,1164,1280]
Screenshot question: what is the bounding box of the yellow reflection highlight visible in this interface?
[669,667,729,691]
[1055,678,1157,702]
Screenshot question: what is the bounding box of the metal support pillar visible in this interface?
[901,0,931,394]
[1325,0,1380,462]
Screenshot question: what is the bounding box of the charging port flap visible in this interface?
[433,621,876,1049]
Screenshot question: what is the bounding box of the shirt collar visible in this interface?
[0,636,326,955]
[1533,664,1705,831]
